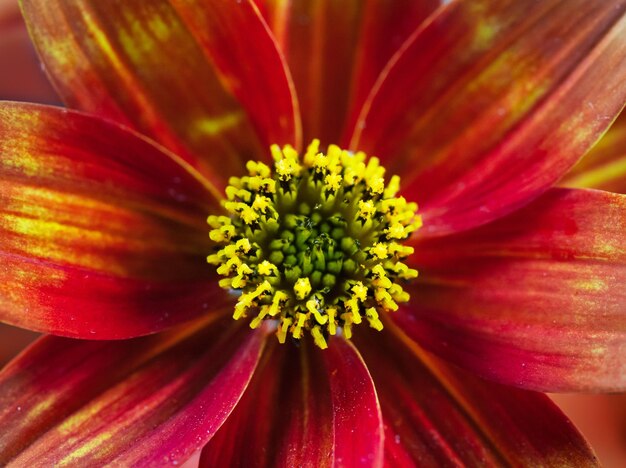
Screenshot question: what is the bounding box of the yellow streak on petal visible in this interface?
[574,278,608,293]
[565,156,626,190]
[468,3,501,51]
[193,111,245,137]
[76,5,164,131]
[472,19,500,51]
[26,396,56,420]
[589,344,608,357]
[117,10,176,63]
[557,112,598,154]
[57,432,114,466]
[2,146,51,179]
[57,396,111,435]
[1,211,112,273]
[147,15,173,42]
[82,9,127,78]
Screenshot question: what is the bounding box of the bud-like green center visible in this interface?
[208,140,421,348]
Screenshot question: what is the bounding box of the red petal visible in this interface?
[354,327,598,466]
[170,0,301,149]
[21,0,300,186]
[400,188,626,392]
[343,0,440,144]
[562,111,626,194]
[0,315,267,466]
[325,337,383,466]
[256,0,361,146]
[200,337,383,467]
[350,0,626,236]
[0,102,224,339]
[256,0,437,145]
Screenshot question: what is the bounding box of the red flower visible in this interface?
[1,0,625,465]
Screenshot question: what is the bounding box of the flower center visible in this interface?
[207,140,421,348]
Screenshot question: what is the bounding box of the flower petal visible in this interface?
[354,327,598,466]
[399,188,626,392]
[21,0,300,186]
[343,0,440,142]
[256,0,360,146]
[256,0,437,145]
[200,337,383,467]
[0,315,267,466]
[0,102,224,339]
[350,0,626,236]
[325,337,383,467]
[562,111,626,194]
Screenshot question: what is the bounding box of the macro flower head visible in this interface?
[1,0,626,466]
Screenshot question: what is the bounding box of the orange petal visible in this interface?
[400,188,626,392]
[21,0,300,187]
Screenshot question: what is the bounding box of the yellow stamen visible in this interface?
[311,326,328,349]
[207,141,421,348]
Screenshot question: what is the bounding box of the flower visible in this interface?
[1,0,625,465]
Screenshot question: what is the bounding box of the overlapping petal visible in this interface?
[354,327,598,466]
[399,188,626,392]
[0,102,225,338]
[345,0,440,132]
[562,112,626,194]
[351,0,626,236]
[0,315,267,466]
[256,0,437,145]
[200,337,383,467]
[21,0,300,186]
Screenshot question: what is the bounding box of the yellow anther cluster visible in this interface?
[208,140,421,348]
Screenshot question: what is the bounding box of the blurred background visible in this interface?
[1,0,624,465]
[0,0,57,103]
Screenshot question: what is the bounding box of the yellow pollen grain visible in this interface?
[371,242,388,259]
[194,112,244,136]
[257,260,276,276]
[294,278,312,300]
[358,200,376,219]
[325,173,342,191]
[351,282,368,302]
